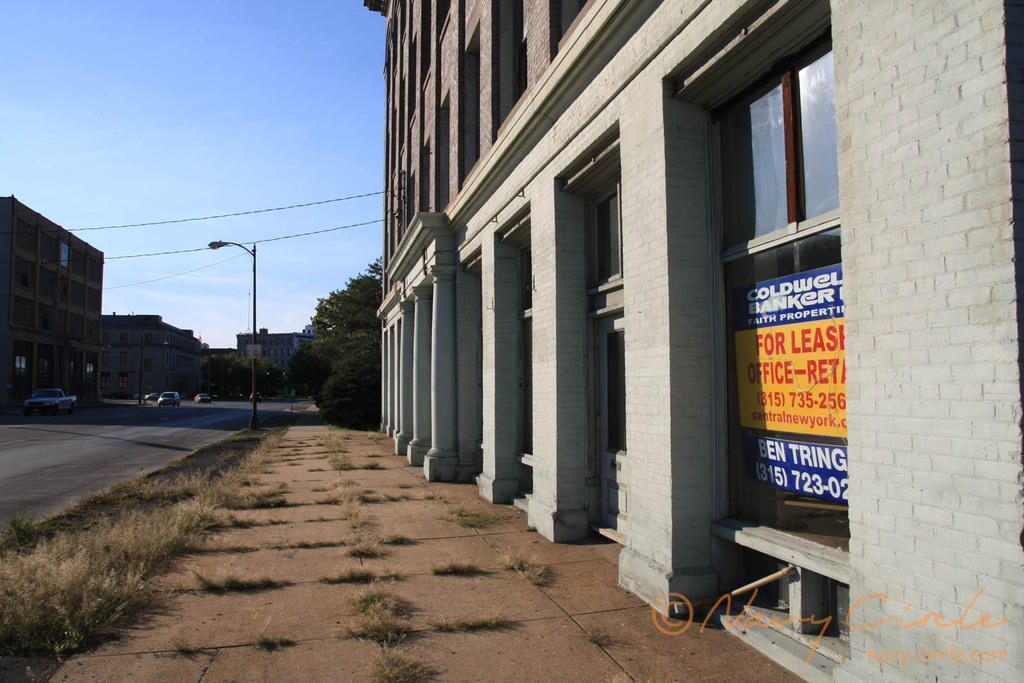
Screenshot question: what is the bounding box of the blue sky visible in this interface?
[0,1,386,348]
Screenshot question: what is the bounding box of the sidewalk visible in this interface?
[50,414,803,682]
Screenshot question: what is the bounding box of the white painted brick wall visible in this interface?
[835,0,1024,679]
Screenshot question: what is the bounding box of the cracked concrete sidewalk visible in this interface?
[43,412,802,682]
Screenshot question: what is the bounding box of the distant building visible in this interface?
[236,327,315,373]
[0,196,104,405]
[100,314,201,398]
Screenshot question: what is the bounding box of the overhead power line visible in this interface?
[105,217,383,260]
[71,191,385,231]
[105,254,245,290]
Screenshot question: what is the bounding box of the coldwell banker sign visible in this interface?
[733,264,848,502]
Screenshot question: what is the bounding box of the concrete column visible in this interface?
[380,323,388,432]
[425,264,458,480]
[386,325,395,436]
[479,233,521,502]
[407,287,433,465]
[395,299,415,453]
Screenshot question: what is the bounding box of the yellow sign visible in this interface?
[735,316,846,438]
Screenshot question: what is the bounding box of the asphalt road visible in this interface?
[0,399,312,528]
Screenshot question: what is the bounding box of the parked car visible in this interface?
[105,391,134,400]
[157,391,181,407]
[249,392,262,403]
[145,392,161,403]
[194,393,212,403]
[23,388,76,416]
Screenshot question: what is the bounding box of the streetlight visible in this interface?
[209,241,260,430]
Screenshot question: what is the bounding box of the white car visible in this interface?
[157,391,181,407]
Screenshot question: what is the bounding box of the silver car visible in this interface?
[157,391,181,407]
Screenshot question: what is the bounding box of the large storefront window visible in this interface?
[718,40,847,549]
[725,230,848,548]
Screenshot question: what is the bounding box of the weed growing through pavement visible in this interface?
[346,583,412,647]
[352,584,408,616]
[328,454,354,471]
[431,561,484,576]
[369,646,436,683]
[321,568,378,584]
[347,535,384,559]
[379,533,413,546]
[585,630,616,647]
[447,506,504,529]
[253,634,297,651]
[499,549,552,586]
[429,616,514,633]
[172,640,204,654]
[193,572,292,592]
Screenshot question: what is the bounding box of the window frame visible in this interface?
[714,37,839,259]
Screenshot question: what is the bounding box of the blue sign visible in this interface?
[734,264,843,332]
[744,434,848,502]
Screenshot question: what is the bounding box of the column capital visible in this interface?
[429,264,457,282]
[400,296,416,312]
[412,283,433,300]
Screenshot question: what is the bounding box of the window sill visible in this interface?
[516,452,535,467]
[712,518,849,584]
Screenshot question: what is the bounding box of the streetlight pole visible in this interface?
[137,328,144,405]
[209,241,260,430]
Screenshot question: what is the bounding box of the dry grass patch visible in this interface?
[172,640,204,654]
[585,630,616,647]
[0,502,213,654]
[278,540,346,550]
[499,550,551,586]
[379,533,413,546]
[193,572,292,592]
[347,535,384,559]
[429,615,514,633]
[253,634,297,651]
[347,613,411,646]
[341,501,371,529]
[347,583,413,647]
[321,568,378,584]
[431,561,483,576]
[328,454,354,471]
[447,506,505,529]
[352,583,409,616]
[369,646,436,683]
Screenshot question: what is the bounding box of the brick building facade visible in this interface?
[0,197,104,406]
[367,1,1023,679]
[100,314,201,399]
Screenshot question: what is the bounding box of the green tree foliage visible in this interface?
[288,342,331,397]
[309,260,382,428]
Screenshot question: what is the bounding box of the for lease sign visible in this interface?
[733,264,846,440]
[733,264,847,502]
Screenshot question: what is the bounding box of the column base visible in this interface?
[618,547,719,608]
[407,439,430,466]
[394,431,412,455]
[477,473,520,504]
[527,496,589,542]
[424,448,458,481]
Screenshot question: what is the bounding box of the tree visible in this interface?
[289,341,331,397]
[310,260,382,428]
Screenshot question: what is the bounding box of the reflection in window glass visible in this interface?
[607,330,626,452]
[719,82,788,245]
[800,51,839,219]
[749,85,788,237]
